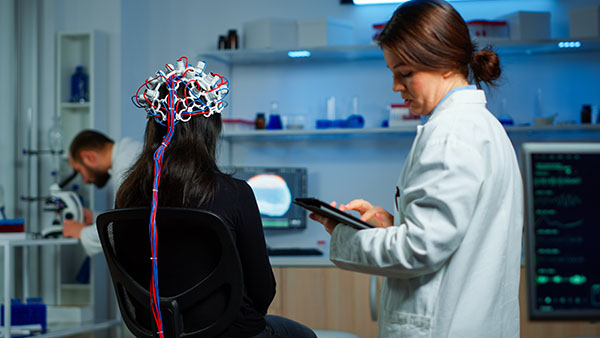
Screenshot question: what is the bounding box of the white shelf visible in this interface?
[200,44,383,65]
[60,102,90,110]
[199,38,600,65]
[473,37,600,56]
[222,124,600,140]
[38,318,121,338]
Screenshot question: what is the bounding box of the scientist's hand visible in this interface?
[63,220,86,239]
[341,199,394,228]
[83,208,93,225]
[309,201,340,235]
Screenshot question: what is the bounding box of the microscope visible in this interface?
[41,171,84,238]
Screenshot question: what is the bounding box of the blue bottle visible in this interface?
[70,65,88,103]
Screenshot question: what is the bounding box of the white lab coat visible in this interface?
[330,89,523,338]
[80,137,142,256]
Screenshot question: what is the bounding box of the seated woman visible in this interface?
[116,57,316,338]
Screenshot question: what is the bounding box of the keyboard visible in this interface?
[267,247,323,256]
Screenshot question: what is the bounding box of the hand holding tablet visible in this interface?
[293,197,375,230]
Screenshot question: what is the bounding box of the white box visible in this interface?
[569,5,600,38]
[297,17,354,48]
[499,11,550,40]
[243,19,297,49]
[389,103,420,127]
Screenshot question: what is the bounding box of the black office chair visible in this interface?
[96,207,243,338]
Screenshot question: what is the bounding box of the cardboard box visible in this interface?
[297,17,354,47]
[569,5,600,38]
[499,11,550,40]
[243,19,297,49]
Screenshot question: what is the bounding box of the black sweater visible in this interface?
[206,175,276,337]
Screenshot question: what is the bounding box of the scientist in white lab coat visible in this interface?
[64,129,142,256]
[310,1,523,337]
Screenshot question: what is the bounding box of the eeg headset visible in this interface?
[133,56,229,338]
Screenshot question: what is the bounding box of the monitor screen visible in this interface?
[521,142,600,320]
[229,166,307,230]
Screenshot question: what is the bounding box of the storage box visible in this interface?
[569,5,600,38]
[243,19,297,49]
[297,17,354,47]
[467,20,509,39]
[389,103,420,127]
[499,11,550,40]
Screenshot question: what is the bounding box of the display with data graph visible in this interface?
[522,142,600,320]
[228,166,307,230]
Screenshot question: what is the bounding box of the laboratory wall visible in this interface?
[6,0,598,248]
[115,0,600,247]
[3,0,600,334]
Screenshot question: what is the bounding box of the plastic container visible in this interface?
[372,23,386,41]
[243,19,297,49]
[569,5,600,38]
[498,11,550,40]
[70,65,88,103]
[1,298,47,331]
[297,17,354,47]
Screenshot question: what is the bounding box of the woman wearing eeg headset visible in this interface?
[116,59,317,338]
[310,0,523,337]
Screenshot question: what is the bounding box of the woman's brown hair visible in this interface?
[116,83,225,209]
[377,0,501,88]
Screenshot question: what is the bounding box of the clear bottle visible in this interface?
[534,88,543,118]
[48,113,64,182]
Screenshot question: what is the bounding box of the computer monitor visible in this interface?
[228,166,307,230]
[521,142,600,320]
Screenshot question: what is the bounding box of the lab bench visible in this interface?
[0,236,121,338]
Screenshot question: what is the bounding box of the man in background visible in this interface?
[63,129,142,256]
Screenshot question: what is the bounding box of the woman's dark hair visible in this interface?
[377,0,501,88]
[116,98,224,209]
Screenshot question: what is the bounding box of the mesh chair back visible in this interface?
[97,207,243,338]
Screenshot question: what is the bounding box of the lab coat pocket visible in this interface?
[381,311,432,338]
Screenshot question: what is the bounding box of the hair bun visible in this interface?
[471,48,501,87]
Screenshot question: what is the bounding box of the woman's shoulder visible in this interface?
[215,172,253,197]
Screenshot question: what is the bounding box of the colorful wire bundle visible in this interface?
[133,56,229,337]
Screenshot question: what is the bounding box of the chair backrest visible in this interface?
[96,207,243,338]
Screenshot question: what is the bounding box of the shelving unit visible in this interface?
[208,38,600,165]
[222,124,600,140]
[1,237,120,338]
[32,30,114,338]
[198,38,600,65]
[55,31,108,161]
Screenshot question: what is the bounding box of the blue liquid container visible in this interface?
[1,298,47,332]
[70,65,88,103]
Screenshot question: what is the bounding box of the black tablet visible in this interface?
[293,197,375,230]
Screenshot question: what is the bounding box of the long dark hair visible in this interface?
[115,113,223,209]
[377,0,501,88]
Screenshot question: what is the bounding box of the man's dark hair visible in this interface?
[69,129,114,162]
